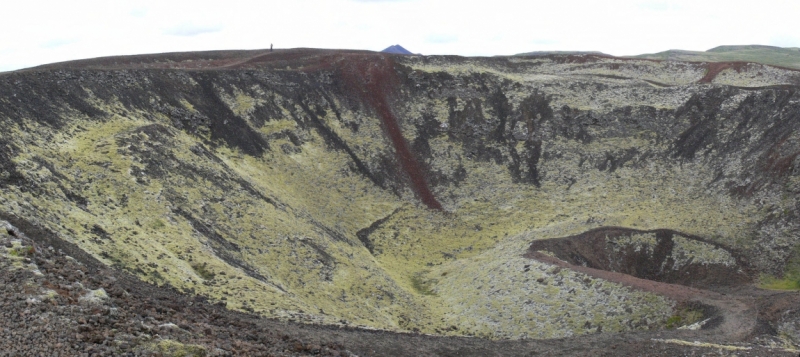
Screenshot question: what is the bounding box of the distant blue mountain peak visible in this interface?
[381,45,415,55]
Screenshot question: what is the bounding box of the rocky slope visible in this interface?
[2,48,800,353]
[4,219,799,356]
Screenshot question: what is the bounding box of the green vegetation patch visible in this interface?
[410,272,437,296]
[2,57,796,340]
[151,219,166,230]
[9,245,35,257]
[666,306,704,329]
[632,45,800,70]
[759,275,800,291]
[760,245,800,291]
[191,263,215,280]
[140,339,207,357]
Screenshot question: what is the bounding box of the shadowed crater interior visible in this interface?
[527,227,753,289]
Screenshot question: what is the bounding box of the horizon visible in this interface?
[5,43,800,73]
[2,0,800,72]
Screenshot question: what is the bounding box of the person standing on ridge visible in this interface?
[270,43,273,52]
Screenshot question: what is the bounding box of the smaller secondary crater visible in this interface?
[526,227,752,289]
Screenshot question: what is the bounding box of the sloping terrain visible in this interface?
[4,219,799,356]
[2,48,800,354]
[516,51,609,56]
[633,45,800,70]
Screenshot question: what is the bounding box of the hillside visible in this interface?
[2,49,800,355]
[633,45,800,70]
[515,50,608,56]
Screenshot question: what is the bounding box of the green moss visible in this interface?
[760,245,800,291]
[666,308,704,329]
[41,289,59,301]
[410,272,437,296]
[1,58,793,340]
[191,263,215,280]
[143,339,207,357]
[4,101,750,336]
[79,288,110,304]
[634,46,800,70]
[151,219,166,230]
[671,236,736,268]
[760,274,800,291]
[6,244,34,258]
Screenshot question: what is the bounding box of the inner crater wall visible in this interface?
[0,51,799,338]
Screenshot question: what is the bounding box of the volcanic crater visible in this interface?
[2,48,800,355]
[527,227,752,288]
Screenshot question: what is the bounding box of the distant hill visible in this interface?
[381,45,415,55]
[632,45,800,70]
[516,50,608,57]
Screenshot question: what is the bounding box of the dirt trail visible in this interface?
[4,210,799,356]
[527,250,759,342]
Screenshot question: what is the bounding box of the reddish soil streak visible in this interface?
[329,54,443,210]
[526,251,758,341]
[765,135,800,176]
[699,62,749,83]
[31,49,444,210]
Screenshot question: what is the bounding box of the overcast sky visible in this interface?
[2,0,799,72]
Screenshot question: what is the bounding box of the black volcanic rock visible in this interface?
[2,48,800,354]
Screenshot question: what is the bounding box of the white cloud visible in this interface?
[1,0,800,71]
[40,38,78,49]
[529,39,558,46]
[426,34,458,44]
[637,1,680,11]
[129,7,148,17]
[164,23,223,37]
[769,35,800,48]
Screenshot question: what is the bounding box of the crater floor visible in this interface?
[2,48,800,354]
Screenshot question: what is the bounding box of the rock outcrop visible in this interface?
[1,48,800,349]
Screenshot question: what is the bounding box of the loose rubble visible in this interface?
[0,220,352,356]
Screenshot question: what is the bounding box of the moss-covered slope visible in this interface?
[1,50,799,339]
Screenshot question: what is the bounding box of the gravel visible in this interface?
[0,221,350,357]
[3,218,798,357]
